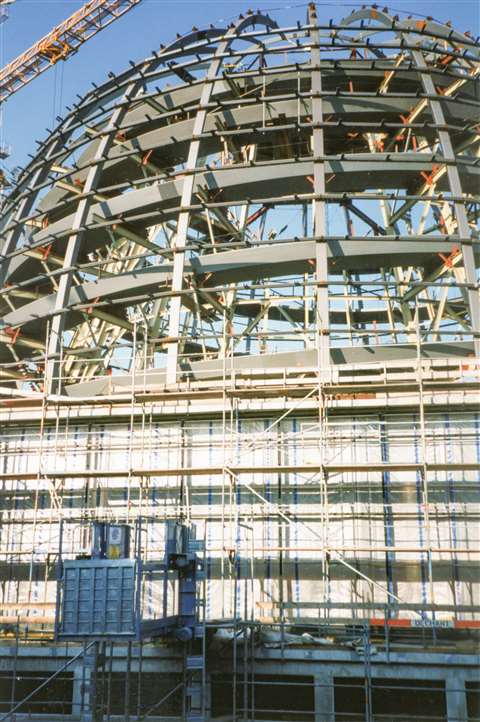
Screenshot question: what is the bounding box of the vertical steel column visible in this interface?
[44,73,150,394]
[410,48,479,357]
[165,13,277,385]
[0,111,85,287]
[308,3,330,374]
[340,6,479,357]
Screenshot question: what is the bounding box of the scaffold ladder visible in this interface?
[183,534,207,722]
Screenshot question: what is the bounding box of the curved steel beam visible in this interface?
[62,340,475,397]
[164,11,278,383]
[4,238,476,337]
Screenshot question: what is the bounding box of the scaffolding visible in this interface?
[0,345,478,719]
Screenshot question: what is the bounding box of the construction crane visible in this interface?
[0,1,16,185]
[0,0,142,102]
[0,0,142,189]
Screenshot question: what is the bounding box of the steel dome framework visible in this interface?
[0,5,478,394]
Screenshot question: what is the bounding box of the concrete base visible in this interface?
[0,642,478,721]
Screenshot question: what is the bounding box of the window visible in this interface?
[0,671,73,715]
[466,681,480,721]
[334,677,447,722]
[212,674,314,721]
[97,672,182,716]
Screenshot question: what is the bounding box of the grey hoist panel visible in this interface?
[58,559,136,637]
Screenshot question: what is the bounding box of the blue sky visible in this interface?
[0,0,479,176]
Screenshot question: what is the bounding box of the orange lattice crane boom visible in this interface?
[0,0,142,102]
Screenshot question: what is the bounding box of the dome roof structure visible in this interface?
[0,5,478,395]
